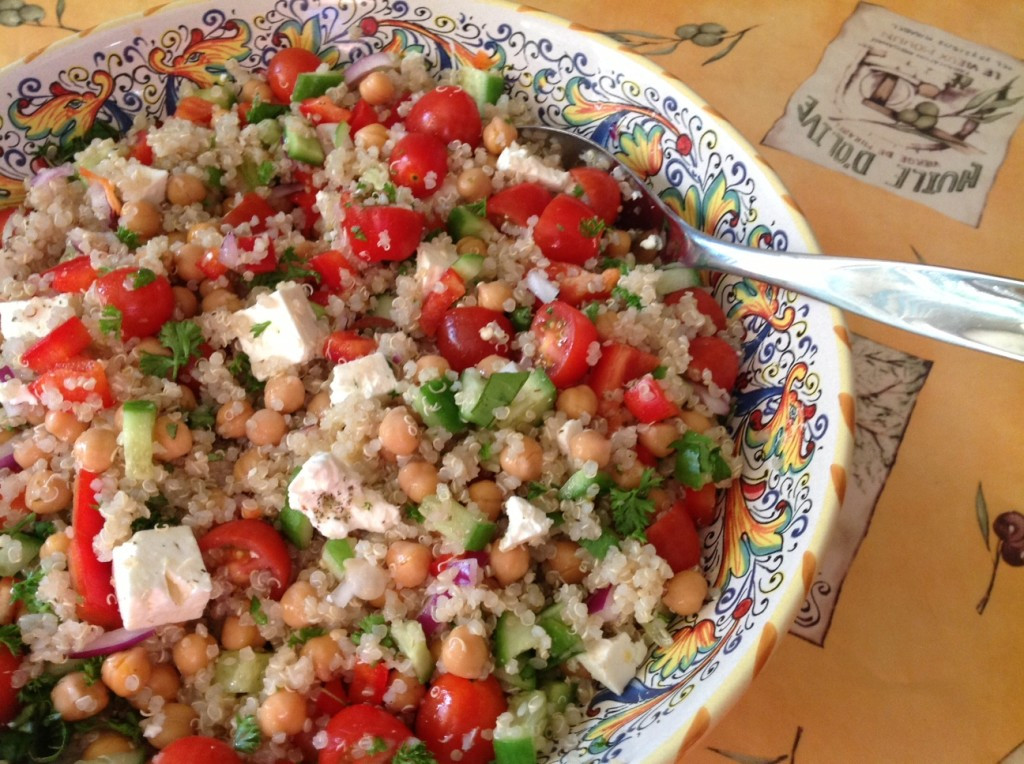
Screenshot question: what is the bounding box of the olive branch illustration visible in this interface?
[603,22,755,65]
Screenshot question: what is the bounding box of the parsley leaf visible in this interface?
[228,351,265,394]
[368,737,389,755]
[652,365,668,380]
[609,468,663,541]
[612,285,643,309]
[465,199,487,217]
[526,482,550,500]
[131,494,178,533]
[582,301,601,322]
[98,305,123,337]
[139,320,204,380]
[131,268,157,289]
[286,626,325,648]
[393,740,439,763]
[579,216,605,238]
[579,528,620,560]
[0,624,23,654]
[2,671,69,763]
[478,441,493,462]
[256,160,276,187]
[671,431,732,489]
[351,225,368,242]
[233,713,262,753]
[403,502,425,524]
[115,226,141,249]
[250,320,272,338]
[247,246,320,290]
[351,614,393,648]
[207,166,225,188]
[81,656,104,685]
[187,405,216,430]
[571,183,585,198]
[33,119,120,165]
[249,596,268,626]
[600,257,632,273]
[509,306,533,332]
[382,181,398,203]
[11,569,51,614]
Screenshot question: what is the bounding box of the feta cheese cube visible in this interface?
[498,496,553,551]
[235,281,325,381]
[415,237,457,293]
[328,352,397,407]
[116,164,169,207]
[497,145,571,191]
[0,295,79,342]
[112,526,212,630]
[288,451,401,538]
[578,633,647,695]
[0,378,39,418]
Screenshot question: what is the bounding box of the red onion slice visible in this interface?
[69,626,155,658]
[587,585,614,616]
[0,366,14,383]
[693,383,730,416]
[0,447,19,474]
[267,183,304,201]
[218,232,242,268]
[343,52,397,87]
[417,593,446,637]
[29,164,75,188]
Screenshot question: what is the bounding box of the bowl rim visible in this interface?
[1,1,856,760]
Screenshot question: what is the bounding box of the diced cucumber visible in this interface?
[407,377,465,433]
[447,204,495,240]
[256,118,283,147]
[335,121,353,149]
[279,507,313,549]
[291,71,345,102]
[214,650,270,694]
[74,752,146,764]
[495,662,537,691]
[391,619,434,683]
[194,84,235,109]
[462,371,528,428]
[0,532,41,577]
[457,66,506,112]
[321,538,355,579]
[457,368,486,423]
[284,116,326,165]
[246,100,288,124]
[578,527,619,560]
[537,603,584,664]
[542,680,574,713]
[654,265,701,296]
[503,369,556,428]
[451,252,485,282]
[371,293,395,320]
[122,399,158,482]
[557,468,614,501]
[493,735,536,764]
[494,690,547,764]
[421,495,496,552]
[495,611,542,666]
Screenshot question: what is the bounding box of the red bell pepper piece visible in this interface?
[347,99,380,133]
[69,469,122,630]
[587,342,660,397]
[21,317,92,374]
[174,96,216,126]
[308,250,356,292]
[623,374,679,424]
[129,129,154,166]
[299,96,351,125]
[646,499,701,574]
[222,192,276,233]
[419,268,466,337]
[28,359,114,408]
[43,256,98,294]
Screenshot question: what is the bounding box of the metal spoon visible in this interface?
[521,125,1024,363]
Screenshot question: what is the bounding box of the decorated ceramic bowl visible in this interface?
[0,0,855,760]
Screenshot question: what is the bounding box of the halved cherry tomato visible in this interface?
[416,674,507,764]
[197,247,230,280]
[348,661,389,705]
[0,644,21,726]
[222,191,276,232]
[198,519,292,599]
[95,267,174,339]
[320,704,414,764]
[587,342,660,397]
[300,96,352,124]
[267,47,323,102]
[687,335,739,390]
[635,441,658,467]
[308,250,356,292]
[69,469,122,629]
[237,236,278,275]
[389,132,449,198]
[683,483,717,528]
[568,167,622,225]
[344,206,425,263]
[0,207,16,246]
[665,286,727,331]
[42,255,97,294]
[347,99,380,133]
[129,128,154,166]
[486,182,552,228]
[646,499,701,573]
[623,374,679,424]
[545,262,618,306]
[323,331,377,365]
[533,194,604,265]
[420,268,466,337]
[28,360,114,408]
[21,317,92,374]
[436,307,514,372]
[405,86,482,148]
[154,736,243,764]
[313,677,349,717]
[531,300,598,389]
[174,96,216,126]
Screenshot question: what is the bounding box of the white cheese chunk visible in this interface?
[0,378,39,417]
[326,557,389,608]
[498,496,553,551]
[556,419,584,455]
[116,164,169,207]
[0,295,79,342]
[578,633,647,695]
[288,451,401,538]
[415,237,457,293]
[112,526,212,630]
[235,281,324,381]
[328,352,397,407]
[497,145,571,191]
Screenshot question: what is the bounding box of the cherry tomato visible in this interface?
[323,331,377,365]
[313,677,349,717]
[544,262,618,306]
[485,182,553,228]
[344,206,425,263]
[173,96,215,126]
[435,307,514,372]
[154,736,243,764]
[29,360,114,408]
[95,267,174,339]
[665,286,727,331]
[222,191,276,233]
[416,674,507,764]
[389,132,449,198]
[0,644,21,726]
[42,255,97,293]
[568,167,621,225]
[267,47,323,102]
[21,317,92,374]
[646,499,701,573]
[623,374,679,424]
[348,661,389,705]
[419,268,466,337]
[198,519,293,599]
[531,301,598,389]
[405,86,482,148]
[687,335,739,390]
[308,250,356,292]
[320,704,414,764]
[587,342,660,397]
[129,128,154,166]
[0,207,14,245]
[533,194,604,265]
[347,99,380,133]
[683,483,717,528]
[300,96,351,124]
[70,469,122,629]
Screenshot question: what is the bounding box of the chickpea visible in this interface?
[119,200,162,239]
[241,78,273,103]
[153,415,193,462]
[386,540,432,589]
[476,281,514,313]
[499,435,543,482]
[455,236,487,256]
[306,391,331,419]
[547,540,585,584]
[172,632,217,676]
[0,577,16,625]
[378,406,420,456]
[177,385,197,412]
[148,703,197,749]
[612,461,646,490]
[39,530,70,559]
[680,408,714,433]
[233,448,262,483]
[441,625,490,679]
[173,243,206,282]
[44,409,87,443]
[568,430,611,468]
[593,310,618,340]
[82,731,136,759]
[301,634,343,682]
[25,470,72,515]
[415,354,450,382]
[490,544,531,585]
[455,167,492,201]
[603,228,632,257]
[51,671,110,721]
[648,487,673,514]
[264,374,305,413]
[246,408,287,447]
[280,580,317,628]
[101,646,152,698]
[201,287,241,313]
[145,662,181,701]
[384,670,425,716]
[216,400,254,439]
[221,614,263,650]
[556,385,598,420]
[354,122,389,151]
[258,689,308,737]
[135,337,170,359]
[663,569,708,616]
[358,70,396,105]
[638,422,678,458]
[467,479,503,521]
[397,461,439,504]
[166,173,207,206]
[73,428,118,472]
[482,116,517,155]
[12,437,46,470]
[186,222,216,244]
[172,286,199,318]
[475,354,510,376]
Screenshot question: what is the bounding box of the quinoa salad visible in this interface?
[0,45,741,764]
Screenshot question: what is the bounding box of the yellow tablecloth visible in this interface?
[2,1,1021,762]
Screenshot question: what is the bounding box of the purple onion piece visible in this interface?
[29,164,75,188]
[218,232,241,268]
[417,593,446,638]
[587,586,614,615]
[343,52,397,87]
[0,365,13,383]
[268,183,304,201]
[0,448,20,474]
[68,626,155,658]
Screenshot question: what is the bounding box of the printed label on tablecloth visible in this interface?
[763,2,1024,226]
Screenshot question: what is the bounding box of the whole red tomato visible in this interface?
[319,704,414,764]
[435,307,514,371]
[389,132,449,198]
[416,674,507,764]
[94,267,174,339]
[404,86,482,148]
[154,736,243,764]
[267,47,323,102]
